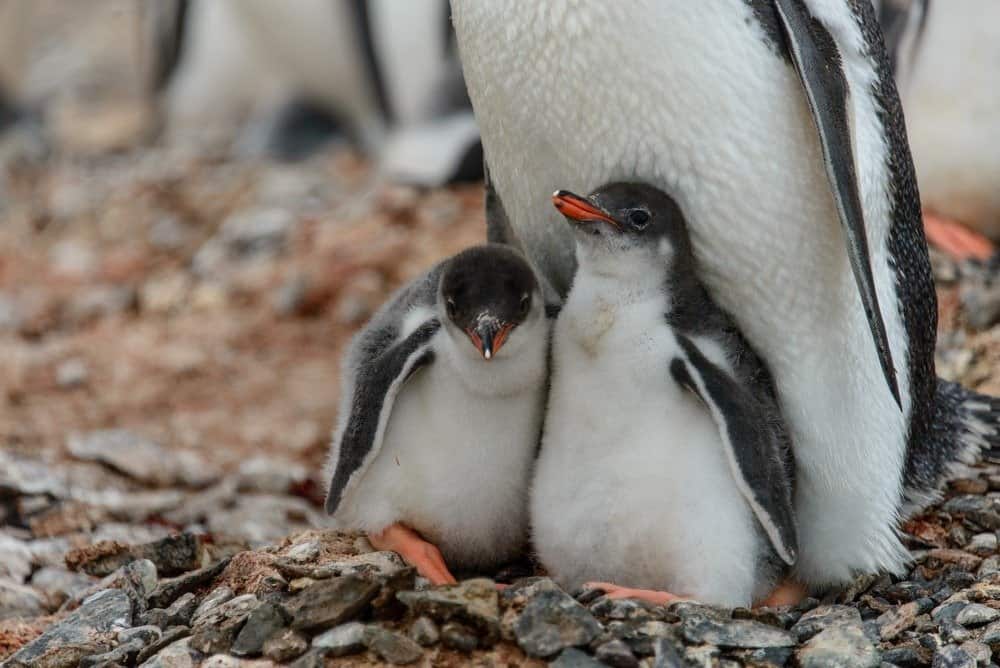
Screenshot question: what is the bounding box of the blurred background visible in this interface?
[0,0,998,645]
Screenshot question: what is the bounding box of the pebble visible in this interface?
[366,626,424,665]
[877,601,921,641]
[312,621,367,657]
[29,566,95,604]
[262,628,309,662]
[230,602,289,656]
[135,625,192,664]
[796,623,880,668]
[67,429,188,487]
[408,616,440,646]
[285,574,380,631]
[142,591,199,628]
[139,637,199,668]
[55,358,89,388]
[981,619,1000,647]
[5,588,132,667]
[0,578,48,620]
[791,605,864,642]
[595,638,640,668]
[959,640,991,665]
[441,621,478,652]
[148,559,231,610]
[513,588,602,658]
[397,577,501,641]
[683,617,796,649]
[551,647,607,667]
[955,603,1000,627]
[933,645,977,668]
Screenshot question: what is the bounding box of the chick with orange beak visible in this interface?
[325,244,551,584]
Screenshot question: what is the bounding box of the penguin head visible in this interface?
[552,183,694,271]
[438,245,542,361]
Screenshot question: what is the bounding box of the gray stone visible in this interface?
[797,623,880,668]
[877,601,922,641]
[236,456,308,495]
[366,626,424,665]
[397,578,500,642]
[943,496,1000,531]
[957,604,1000,627]
[120,624,164,646]
[285,575,380,631]
[943,620,974,643]
[651,637,687,668]
[682,617,796,648]
[191,593,259,629]
[981,619,1000,647]
[960,641,991,666]
[5,588,132,667]
[590,596,657,622]
[55,358,89,388]
[0,578,48,620]
[934,645,977,668]
[191,586,234,621]
[142,592,199,628]
[138,636,198,668]
[135,625,191,664]
[261,628,308,662]
[731,646,796,667]
[882,643,933,667]
[231,602,288,656]
[280,550,408,580]
[67,430,177,486]
[30,567,95,603]
[80,637,148,667]
[148,559,230,609]
[980,557,1000,579]
[968,534,999,556]
[312,621,367,657]
[69,558,158,613]
[934,602,970,624]
[595,638,640,668]
[684,643,722,668]
[551,648,605,667]
[514,588,602,658]
[0,533,33,583]
[791,604,863,642]
[409,616,440,646]
[284,541,321,564]
[441,621,478,652]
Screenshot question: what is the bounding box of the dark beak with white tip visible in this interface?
[466,320,514,360]
[552,190,620,229]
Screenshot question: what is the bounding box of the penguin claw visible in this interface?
[757,579,808,608]
[368,523,458,586]
[924,212,995,262]
[582,581,690,606]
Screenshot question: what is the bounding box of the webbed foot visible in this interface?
[369,523,457,586]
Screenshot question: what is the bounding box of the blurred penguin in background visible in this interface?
[145,0,482,186]
[875,0,1000,262]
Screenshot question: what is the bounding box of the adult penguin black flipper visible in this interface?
[773,0,902,409]
[324,320,439,515]
[671,335,798,567]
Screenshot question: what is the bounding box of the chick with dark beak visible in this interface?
[466,320,514,360]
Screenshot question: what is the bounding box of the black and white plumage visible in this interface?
[145,0,481,184]
[324,244,550,571]
[452,0,1000,587]
[534,184,796,606]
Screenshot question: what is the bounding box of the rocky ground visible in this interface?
[3,111,1000,667]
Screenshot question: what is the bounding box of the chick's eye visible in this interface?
[446,298,457,318]
[628,209,650,229]
[519,294,531,316]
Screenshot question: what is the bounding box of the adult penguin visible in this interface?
[450,0,1000,590]
[143,0,482,184]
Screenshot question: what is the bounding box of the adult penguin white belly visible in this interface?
[452,0,999,587]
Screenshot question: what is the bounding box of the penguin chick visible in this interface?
[325,244,550,584]
[533,183,797,607]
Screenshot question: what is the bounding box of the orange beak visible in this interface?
[552,190,619,228]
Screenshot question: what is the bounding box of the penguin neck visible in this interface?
[573,245,668,307]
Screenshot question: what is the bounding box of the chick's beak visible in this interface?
[552,190,620,228]
[466,321,514,360]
